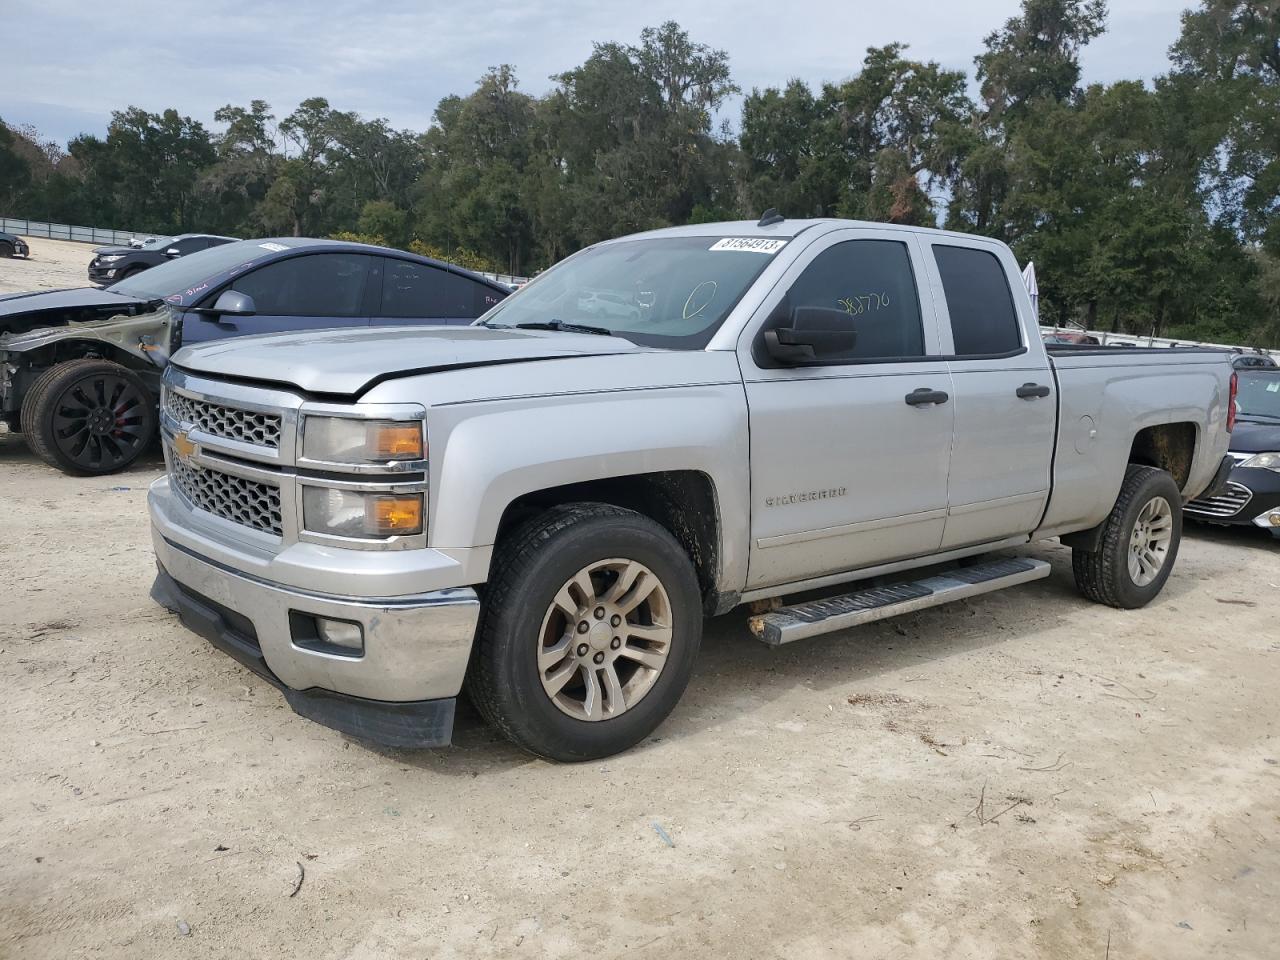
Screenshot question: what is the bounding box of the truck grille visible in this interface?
[1184,481,1253,519]
[170,456,284,536]
[165,391,282,449]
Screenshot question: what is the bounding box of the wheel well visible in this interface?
[496,471,722,609]
[1128,422,1196,491]
[6,341,159,425]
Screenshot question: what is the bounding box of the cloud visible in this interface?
[1,0,1191,147]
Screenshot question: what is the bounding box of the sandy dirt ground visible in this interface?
[1,442,1277,960]
[2,235,1279,958]
[0,235,98,294]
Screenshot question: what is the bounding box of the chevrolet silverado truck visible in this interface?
[147,217,1237,761]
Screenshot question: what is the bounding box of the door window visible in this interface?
[782,240,925,361]
[378,258,495,319]
[932,245,1022,356]
[233,254,370,317]
[169,237,208,255]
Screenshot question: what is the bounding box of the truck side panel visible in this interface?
[421,378,752,597]
[1035,352,1231,540]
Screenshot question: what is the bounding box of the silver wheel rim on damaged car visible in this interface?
[537,558,673,721]
[1128,496,1174,587]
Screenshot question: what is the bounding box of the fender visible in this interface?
[425,382,752,594]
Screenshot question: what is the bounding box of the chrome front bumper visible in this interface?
[150,479,480,745]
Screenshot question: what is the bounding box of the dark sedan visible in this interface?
[1,229,30,258]
[1184,368,1280,538]
[87,233,238,285]
[0,237,510,474]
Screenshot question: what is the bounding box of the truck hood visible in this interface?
[170,325,652,396]
[0,287,155,338]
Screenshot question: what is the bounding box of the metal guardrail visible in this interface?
[1,217,143,247]
[478,272,529,287]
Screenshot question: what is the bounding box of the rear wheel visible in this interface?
[1072,465,1182,609]
[22,359,156,475]
[466,503,703,761]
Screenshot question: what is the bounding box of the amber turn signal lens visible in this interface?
[367,495,423,536]
[371,423,423,460]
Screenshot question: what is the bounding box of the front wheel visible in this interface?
[466,503,703,761]
[1072,465,1183,609]
[22,359,156,475]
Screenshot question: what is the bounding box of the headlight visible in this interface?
[302,487,424,538]
[1238,451,1280,472]
[99,254,125,263]
[302,416,424,464]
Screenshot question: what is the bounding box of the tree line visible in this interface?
[2,1,1278,346]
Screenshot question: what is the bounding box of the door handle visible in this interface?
[905,387,950,406]
[1016,382,1051,399]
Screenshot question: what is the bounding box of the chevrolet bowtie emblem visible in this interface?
[172,430,197,461]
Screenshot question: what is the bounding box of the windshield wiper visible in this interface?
[512,319,614,336]
[1236,413,1280,423]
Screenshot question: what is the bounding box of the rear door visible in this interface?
[181,252,373,346]
[741,228,955,590]
[371,256,506,326]
[921,240,1055,550]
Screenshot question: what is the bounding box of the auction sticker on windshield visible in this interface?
[709,238,787,254]
[258,242,289,252]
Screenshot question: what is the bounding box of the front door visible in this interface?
[742,229,954,590]
[181,253,373,346]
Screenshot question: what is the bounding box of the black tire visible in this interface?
[22,359,156,475]
[466,503,703,762]
[0,242,13,258]
[1072,464,1183,609]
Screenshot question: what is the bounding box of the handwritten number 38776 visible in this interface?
[838,293,890,316]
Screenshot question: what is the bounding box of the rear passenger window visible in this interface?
[784,239,924,361]
[932,245,1023,356]
[378,259,497,319]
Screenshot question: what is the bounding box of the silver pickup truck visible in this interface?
[147,218,1237,761]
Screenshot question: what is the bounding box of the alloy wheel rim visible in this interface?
[537,557,673,721]
[1127,496,1174,587]
[52,374,149,469]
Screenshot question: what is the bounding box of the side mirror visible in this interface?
[164,247,181,258]
[763,305,857,364]
[203,290,256,317]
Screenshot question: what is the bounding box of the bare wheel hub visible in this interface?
[537,558,673,721]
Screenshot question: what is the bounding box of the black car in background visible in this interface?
[87,233,237,285]
[1,229,30,258]
[1,237,510,474]
[1184,368,1280,538]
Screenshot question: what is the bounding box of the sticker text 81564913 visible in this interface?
[709,238,787,255]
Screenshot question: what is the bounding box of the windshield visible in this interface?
[479,236,786,348]
[1237,371,1280,421]
[108,239,285,300]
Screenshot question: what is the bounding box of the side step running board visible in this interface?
[748,557,1051,646]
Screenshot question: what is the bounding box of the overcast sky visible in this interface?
[3,0,1188,147]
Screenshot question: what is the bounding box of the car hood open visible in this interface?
[170,325,651,396]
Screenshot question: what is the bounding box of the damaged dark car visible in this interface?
[0,237,510,475]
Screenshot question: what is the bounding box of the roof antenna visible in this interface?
[757,208,785,227]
